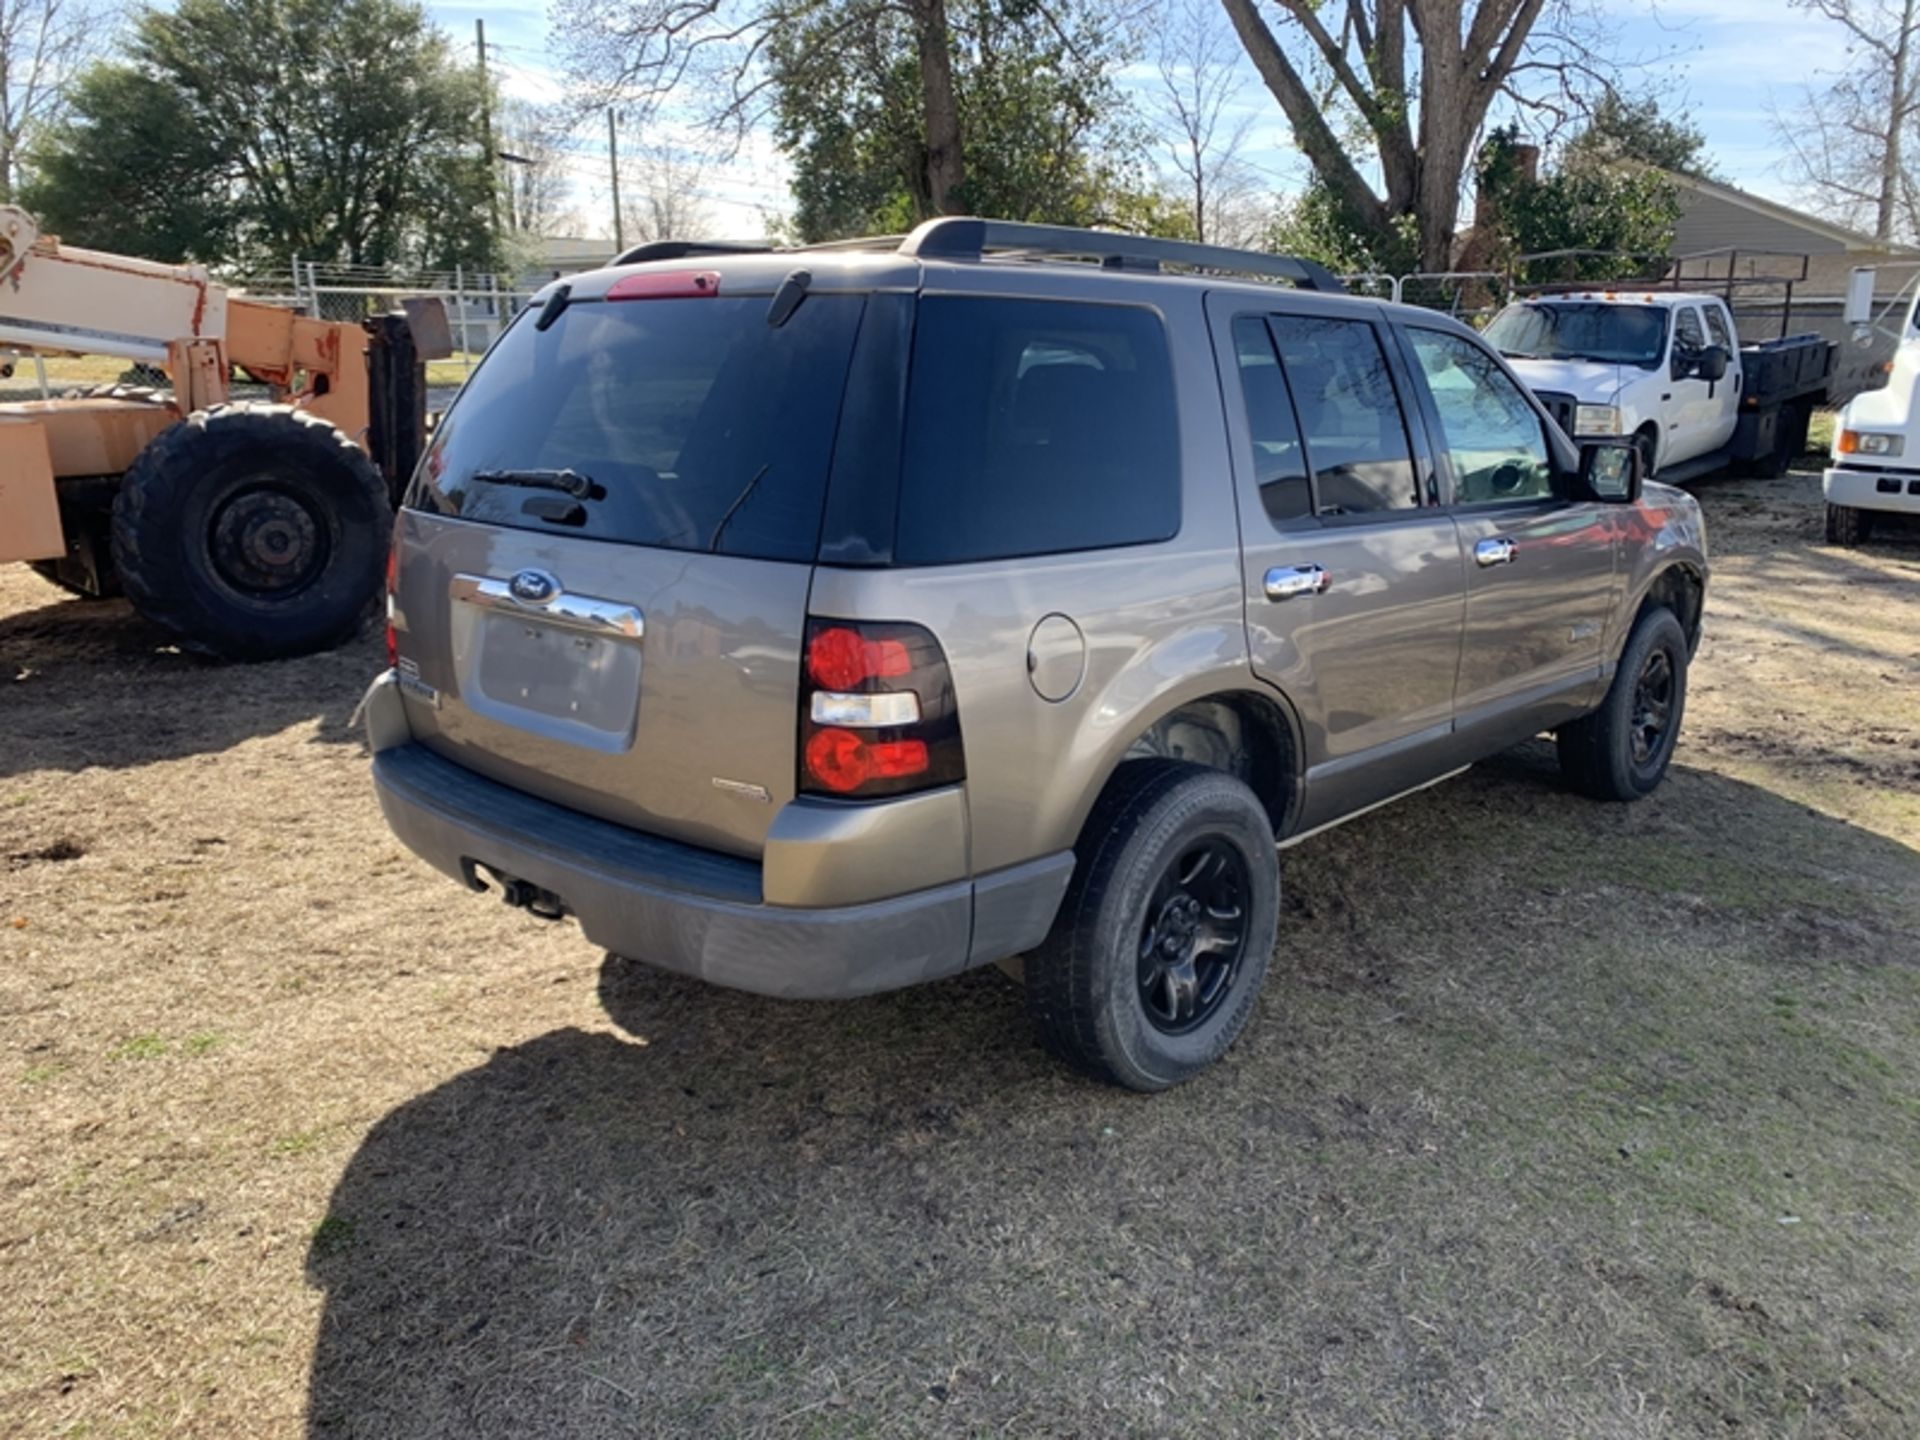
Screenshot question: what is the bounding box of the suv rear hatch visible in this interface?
[391,271,867,858]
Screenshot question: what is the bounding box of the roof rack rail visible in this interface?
[896,217,1345,293]
[609,239,773,266]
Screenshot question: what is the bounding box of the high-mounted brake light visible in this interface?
[607,269,722,301]
[798,618,963,800]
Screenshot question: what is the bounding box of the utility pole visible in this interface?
[608,109,624,251]
[477,19,501,249]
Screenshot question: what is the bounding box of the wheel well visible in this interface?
[1641,564,1704,651]
[1119,691,1299,832]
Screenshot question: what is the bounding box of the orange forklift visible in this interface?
[0,207,447,659]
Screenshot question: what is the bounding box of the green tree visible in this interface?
[25,0,494,271]
[772,0,1150,240]
[1476,125,1682,284]
[1564,93,1713,178]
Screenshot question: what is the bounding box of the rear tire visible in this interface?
[111,404,389,660]
[1558,606,1689,802]
[1825,501,1873,547]
[1750,402,1807,479]
[1025,760,1279,1092]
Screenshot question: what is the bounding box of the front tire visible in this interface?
[1025,761,1280,1092]
[1634,426,1660,482]
[111,404,389,660]
[1558,606,1690,801]
[1826,501,1873,547]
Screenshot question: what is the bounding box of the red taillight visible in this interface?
[799,618,963,800]
[804,729,929,794]
[606,269,721,301]
[806,625,912,691]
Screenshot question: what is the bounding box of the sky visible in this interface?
[427,0,1853,243]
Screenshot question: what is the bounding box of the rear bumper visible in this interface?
[1826,464,1920,514]
[365,684,1072,1000]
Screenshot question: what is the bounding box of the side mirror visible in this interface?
[1581,439,1641,503]
[1697,344,1730,382]
[1845,265,1876,329]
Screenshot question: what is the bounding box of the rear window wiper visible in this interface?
[471,467,596,499]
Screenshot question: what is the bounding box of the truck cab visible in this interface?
[1824,285,1920,545]
[1486,291,1742,478]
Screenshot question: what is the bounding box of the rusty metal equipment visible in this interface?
[0,207,447,659]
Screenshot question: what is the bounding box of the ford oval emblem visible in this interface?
[508,568,559,604]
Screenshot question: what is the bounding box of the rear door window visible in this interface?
[1230,315,1313,524]
[1703,303,1734,351]
[893,297,1181,565]
[408,292,864,562]
[1265,314,1421,514]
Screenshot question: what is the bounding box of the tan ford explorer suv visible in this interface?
[363,219,1707,1091]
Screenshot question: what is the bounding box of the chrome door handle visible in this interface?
[1264,564,1331,600]
[1474,537,1517,568]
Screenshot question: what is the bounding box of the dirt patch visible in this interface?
[2,460,1919,1438]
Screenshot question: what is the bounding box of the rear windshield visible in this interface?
[407,292,864,562]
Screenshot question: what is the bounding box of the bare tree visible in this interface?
[555,0,969,211]
[1218,0,1616,270]
[621,140,713,242]
[1775,0,1920,244]
[1152,0,1258,244]
[0,0,105,202]
[496,98,578,239]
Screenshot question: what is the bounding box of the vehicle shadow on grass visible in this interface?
[305,753,1920,1439]
[0,592,375,778]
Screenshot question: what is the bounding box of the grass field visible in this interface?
[2,457,1918,1437]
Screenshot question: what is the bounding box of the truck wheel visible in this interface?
[1025,760,1279,1092]
[1557,605,1689,802]
[111,404,389,661]
[1825,502,1873,547]
[1634,427,1659,481]
[1749,403,1806,479]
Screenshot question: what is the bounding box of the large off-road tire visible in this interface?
[1025,760,1280,1092]
[1558,605,1690,802]
[1825,501,1873,547]
[110,404,389,660]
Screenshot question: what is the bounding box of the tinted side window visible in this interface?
[894,297,1180,565]
[1674,305,1706,352]
[1231,314,1312,524]
[1703,303,1734,351]
[1267,315,1420,514]
[1407,328,1553,504]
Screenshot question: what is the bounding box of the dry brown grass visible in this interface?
[3,461,1919,1438]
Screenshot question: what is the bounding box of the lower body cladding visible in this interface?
[363,688,1072,1001]
[1826,463,1920,514]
